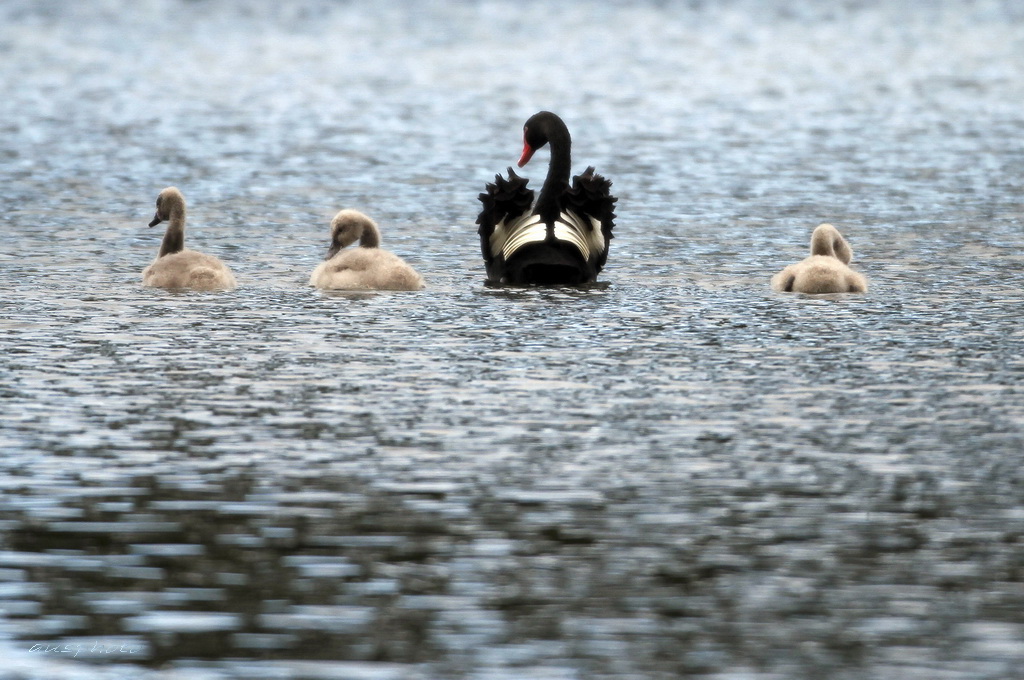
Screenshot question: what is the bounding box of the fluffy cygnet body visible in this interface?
[771,223,867,294]
[142,187,237,291]
[309,209,424,291]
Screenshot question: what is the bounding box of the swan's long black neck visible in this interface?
[535,134,572,224]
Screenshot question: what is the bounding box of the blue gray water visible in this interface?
[2,1,1024,679]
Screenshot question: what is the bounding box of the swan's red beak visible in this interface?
[518,141,535,167]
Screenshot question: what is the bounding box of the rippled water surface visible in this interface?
[2,1,1024,678]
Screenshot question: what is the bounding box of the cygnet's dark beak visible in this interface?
[148,213,163,227]
[325,244,341,260]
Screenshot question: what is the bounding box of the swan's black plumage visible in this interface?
[565,166,616,272]
[477,168,534,268]
[477,111,616,285]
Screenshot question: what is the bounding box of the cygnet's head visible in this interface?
[810,223,853,264]
[327,209,380,258]
[149,187,186,228]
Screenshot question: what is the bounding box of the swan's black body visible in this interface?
[477,111,616,285]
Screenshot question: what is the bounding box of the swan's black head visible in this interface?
[518,111,569,168]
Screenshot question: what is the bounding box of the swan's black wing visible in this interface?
[477,167,534,266]
[565,166,617,270]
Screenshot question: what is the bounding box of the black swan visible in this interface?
[309,209,424,291]
[142,187,237,290]
[477,111,617,285]
[771,223,868,293]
